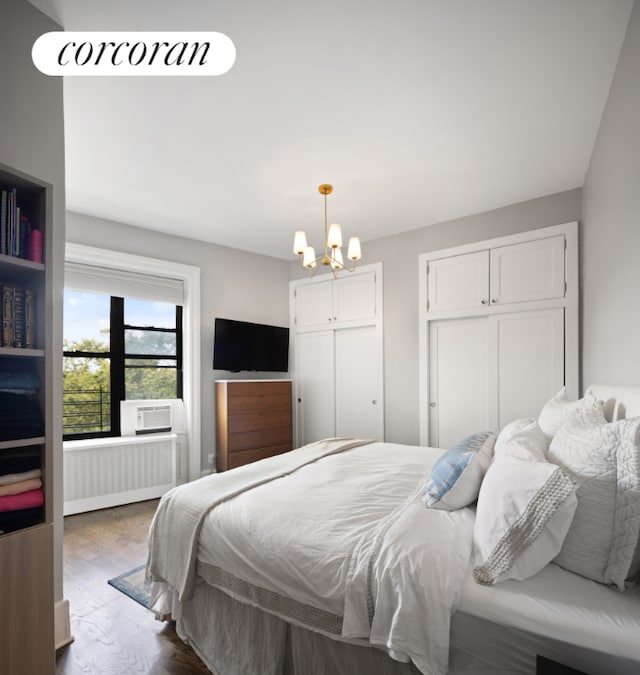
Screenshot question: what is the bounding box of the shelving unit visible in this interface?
[0,163,54,672]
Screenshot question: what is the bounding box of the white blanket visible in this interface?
[146,437,372,601]
[194,442,475,675]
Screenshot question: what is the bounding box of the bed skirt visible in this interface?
[157,579,640,675]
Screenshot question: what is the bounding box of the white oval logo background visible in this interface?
[32,31,236,76]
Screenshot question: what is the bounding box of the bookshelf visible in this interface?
[0,163,54,672]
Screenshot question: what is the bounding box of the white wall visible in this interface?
[291,188,582,445]
[65,211,292,471]
[1,0,65,603]
[582,0,640,389]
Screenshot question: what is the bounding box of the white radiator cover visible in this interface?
[63,433,177,515]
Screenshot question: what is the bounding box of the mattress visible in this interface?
[451,560,640,674]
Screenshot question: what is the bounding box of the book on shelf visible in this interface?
[0,186,41,261]
[0,283,36,349]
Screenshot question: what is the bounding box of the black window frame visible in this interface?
[63,295,183,440]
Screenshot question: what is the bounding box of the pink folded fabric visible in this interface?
[0,488,44,512]
[0,478,42,497]
[0,469,42,486]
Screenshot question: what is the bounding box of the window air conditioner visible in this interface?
[135,404,172,434]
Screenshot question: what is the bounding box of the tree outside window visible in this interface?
[63,290,182,438]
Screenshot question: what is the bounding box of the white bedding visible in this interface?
[152,441,475,675]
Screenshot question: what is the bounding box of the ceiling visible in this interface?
[29,0,634,261]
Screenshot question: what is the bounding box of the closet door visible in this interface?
[335,325,382,440]
[293,280,333,328]
[491,308,564,428]
[295,331,335,445]
[426,251,489,313]
[489,236,565,305]
[428,317,490,448]
[333,271,377,323]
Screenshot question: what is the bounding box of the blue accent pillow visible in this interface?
[423,431,496,511]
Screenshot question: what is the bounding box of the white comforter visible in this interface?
[194,441,474,675]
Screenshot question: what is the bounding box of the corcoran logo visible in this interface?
[32,31,236,76]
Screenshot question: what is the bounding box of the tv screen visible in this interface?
[213,318,289,372]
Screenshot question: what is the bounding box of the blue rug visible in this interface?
[108,564,150,609]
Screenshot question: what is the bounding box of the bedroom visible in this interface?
[1,0,639,673]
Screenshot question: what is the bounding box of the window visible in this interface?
[63,290,183,439]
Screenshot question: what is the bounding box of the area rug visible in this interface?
[108,564,150,609]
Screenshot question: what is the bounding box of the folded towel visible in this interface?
[0,468,42,486]
[0,478,42,497]
[0,489,44,513]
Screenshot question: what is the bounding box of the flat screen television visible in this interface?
[213,317,289,372]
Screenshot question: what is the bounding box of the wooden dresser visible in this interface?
[215,380,293,471]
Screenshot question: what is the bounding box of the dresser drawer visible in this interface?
[227,392,291,415]
[228,410,291,433]
[227,444,293,470]
[227,426,292,452]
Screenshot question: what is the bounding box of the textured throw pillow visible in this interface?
[473,455,578,585]
[538,387,588,438]
[494,418,549,462]
[547,397,640,590]
[423,431,496,511]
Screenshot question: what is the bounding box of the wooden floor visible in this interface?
[56,500,211,675]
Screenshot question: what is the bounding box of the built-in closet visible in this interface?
[290,263,384,446]
[419,222,578,448]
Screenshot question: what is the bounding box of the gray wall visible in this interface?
[582,0,640,389]
[1,0,66,602]
[66,211,292,470]
[291,189,582,445]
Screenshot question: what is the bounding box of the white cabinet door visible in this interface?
[428,317,490,448]
[491,308,564,428]
[295,331,335,445]
[426,251,489,313]
[335,326,382,440]
[333,271,377,323]
[489,235,565,306]
[293,281,333,328]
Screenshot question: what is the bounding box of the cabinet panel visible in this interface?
[492,308,564,428]
[295,331,335,445]
[428,317,490,448]
[427,251,489,313]
[293,281,332,327]
[490,235,565,305]
[334,325,382,440]
[333,271,376,323]
[0,523,54,673]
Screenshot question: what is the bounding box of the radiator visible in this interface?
[63,433,177,515]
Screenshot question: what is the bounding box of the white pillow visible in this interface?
[538,387,589,438]
[423,431,496,511]
[494,418,549,462]
[473,455,577,585]
[547,397,640,589]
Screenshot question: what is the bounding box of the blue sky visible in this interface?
[63,290,175,344]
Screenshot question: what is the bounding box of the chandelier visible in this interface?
[293,184,362,277]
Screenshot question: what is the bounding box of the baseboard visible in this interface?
[55,598,73,650]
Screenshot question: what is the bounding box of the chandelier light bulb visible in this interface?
[293,230,308,255]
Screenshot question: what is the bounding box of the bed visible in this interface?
[146,385,640,675]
